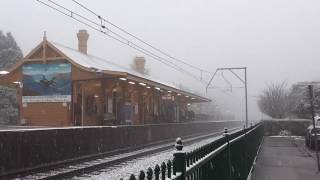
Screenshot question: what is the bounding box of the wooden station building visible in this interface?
[0,30,210,126]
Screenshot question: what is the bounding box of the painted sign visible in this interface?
[22,62,71,103]
[161,95,174,100]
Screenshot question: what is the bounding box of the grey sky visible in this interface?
[1,0,320,120]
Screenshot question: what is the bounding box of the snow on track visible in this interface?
[71,134,222,180]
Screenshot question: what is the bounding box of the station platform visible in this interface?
[251,136,319,180]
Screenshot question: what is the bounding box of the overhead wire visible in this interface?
[71,0,213,74]
[206,68,245,95]
[37,0,203,81]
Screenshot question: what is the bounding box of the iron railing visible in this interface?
[123,123,263,180]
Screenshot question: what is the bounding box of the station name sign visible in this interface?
[161,95,175,100]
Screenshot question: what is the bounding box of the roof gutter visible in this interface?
[125,74,211,102]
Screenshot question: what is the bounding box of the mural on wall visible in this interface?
[22,62,71,102]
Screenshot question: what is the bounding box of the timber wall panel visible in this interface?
[23,103,71,126]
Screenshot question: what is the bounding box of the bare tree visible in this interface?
[258,82,292,119]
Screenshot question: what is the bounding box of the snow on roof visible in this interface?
[51,41,210,101]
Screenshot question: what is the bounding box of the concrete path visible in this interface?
[251,136,319,180]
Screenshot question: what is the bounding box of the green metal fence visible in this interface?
[123,123,263,180]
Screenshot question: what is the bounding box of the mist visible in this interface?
[1,0,320,121]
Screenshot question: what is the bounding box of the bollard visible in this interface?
[173,137,186,180]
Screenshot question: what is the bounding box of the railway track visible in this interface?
[10,127,240,180]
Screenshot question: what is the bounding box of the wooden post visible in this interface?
[81,85,85,126]
[42,31,47,64]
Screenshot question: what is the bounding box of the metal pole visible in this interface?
[206,67,248,126]
[223,128,231,180]
[308,85,320,171]
[206,69,218,93]
[245,67,248,127]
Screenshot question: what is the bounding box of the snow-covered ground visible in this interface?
[70,135,222,180]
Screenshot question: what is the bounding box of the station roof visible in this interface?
[51,41,210,102]
[1,39,211,102]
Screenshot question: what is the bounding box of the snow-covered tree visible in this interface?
[257,82,292,119]
[0,31,22,124]
[0,31,22,69]
[0,87,18,124]
[290,82,320,119]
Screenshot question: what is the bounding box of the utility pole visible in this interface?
[308,85,320,171]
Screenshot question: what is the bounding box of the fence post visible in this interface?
[224,128,231,180]
[147,167,153,180]
[243,124,248,177]
[173,137,186,180]
[139,170,145,180]
[129,174,137,180]
[161,162,166,180]
[154,164,160,180]
[167,160,172,178]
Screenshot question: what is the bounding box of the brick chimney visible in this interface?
[77,29,89,54]
[133,56,146,74]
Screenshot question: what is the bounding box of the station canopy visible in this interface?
[1,40,211,103]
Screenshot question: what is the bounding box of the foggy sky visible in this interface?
[1,0,320,120]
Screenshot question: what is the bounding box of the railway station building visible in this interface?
[0,30,210,126]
